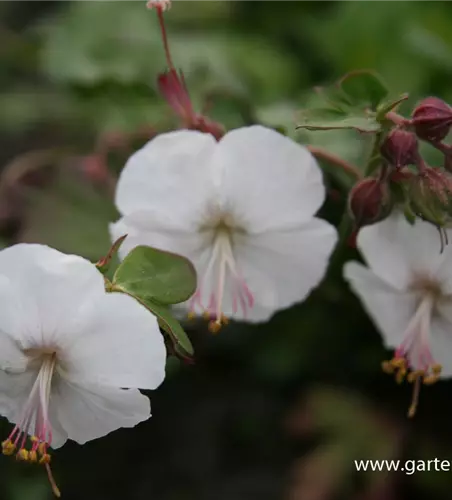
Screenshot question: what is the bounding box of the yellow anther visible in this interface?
[187,311,196,321]
[395,370,406,384]
[2,440,15,456]
[208,320,222,334]
[29,450,38,463]
[407,370,424,383]
[39,453,51,465]
[38,442,47,456]
[30,436,39,443]
[432,363,442,375]
[381,361,394,374]
[202,311,211,321]
[16,448,29,462]
[392,357,406,369]
[221,315,229,325]
[423,374,440,385]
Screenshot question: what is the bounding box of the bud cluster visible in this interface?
[348,96,452,234]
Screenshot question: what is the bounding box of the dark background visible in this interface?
[1,2,452,500]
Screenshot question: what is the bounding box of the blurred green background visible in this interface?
[1,2,452,499]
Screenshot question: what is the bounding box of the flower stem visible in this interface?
[307,146,362,180]
[364,131,384,176]
[156,8,175,70]
[385,111,409,127]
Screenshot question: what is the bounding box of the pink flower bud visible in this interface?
[80,154,110,185]
[380,129,418,169]
[348,178,392,227]
[412,97,452,142]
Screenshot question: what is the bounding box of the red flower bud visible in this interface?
[348,178,392,227]
[380,129,418,169]
[80,154,110,185]
[412,97,452,142]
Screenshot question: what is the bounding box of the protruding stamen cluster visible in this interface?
[382,356,442,386]
[2,435,51,463]
[188,224,254,333]
[1,354,60,497]
[381,294,442,417]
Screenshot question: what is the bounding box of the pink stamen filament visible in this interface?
[190,228,254,322]
[396,295,436,372]
[5,354,56,451]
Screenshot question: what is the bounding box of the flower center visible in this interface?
[381,293,442,418]
[2,351,60,497]
[188,219,254,333]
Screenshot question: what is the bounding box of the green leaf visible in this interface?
[96,235,127,275]
[112,284,194,358]
[297,108,380,133]
[113,245,197,306]
[376,93,409,123]
[338,70,388,109]
[143,300,194,358]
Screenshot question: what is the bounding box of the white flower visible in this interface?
[344,212,452,416]
[0,244,166,495]
[110,126,337,330]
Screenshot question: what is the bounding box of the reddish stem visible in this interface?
[156,8,175,70]
[307,146,362,179]
[385,111,410,127]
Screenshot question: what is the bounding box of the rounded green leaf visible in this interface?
[339,70,388,110]
[112,285,194,357]
[113,245,197,305]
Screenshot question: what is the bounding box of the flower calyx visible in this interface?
[152,3,225,140]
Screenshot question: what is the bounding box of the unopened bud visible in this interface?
[412,97,452,142]
[380,129,418,169]
[407,170,452,228]
[348,178,392,227]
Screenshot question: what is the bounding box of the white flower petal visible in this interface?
[0,244,105,348]
[110,212,209,261]
[357,212,451,290]
[0,370,36,425]
[216,126,326,232]
[115,130,217,229]
[61,292,166,390]
[430,315,452,378]
[0,329,28,373]
[344,261,417,349]
[430,312,452,378]
[54,380,151,445]
[234,218,337,321]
